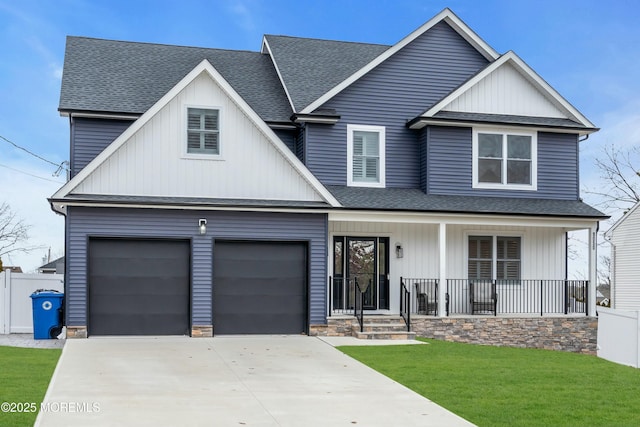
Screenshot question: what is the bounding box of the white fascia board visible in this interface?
[604,200,640,238]
[260,37,298,113]
[408,119,598,136]
[422,51,596,129]
[51,59,340,208]
[51,200,333,215]
[300,8,499,114]
[329,210,600,229]
[60,111,141,120]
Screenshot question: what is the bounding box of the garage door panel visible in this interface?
[90,313,188,336]
[91,258,188,277]
[213,313,305,335]
[215,295,306,314]
[213,241,307,335]
[92,294,187,314]
[214,280,305,297]
[89,278,188,296]
[89,239,190,336]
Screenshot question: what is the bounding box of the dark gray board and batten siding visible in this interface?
[66,207,328,329]
[70,117,132,177]
[425,126,579,199]
[304,21,489,187]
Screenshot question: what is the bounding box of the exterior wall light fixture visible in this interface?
[395,243,403,258]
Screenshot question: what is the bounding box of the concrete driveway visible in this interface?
[36,336,474,426]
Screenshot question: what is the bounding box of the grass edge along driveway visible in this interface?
[339,338,640,427]
[0,346,62,427]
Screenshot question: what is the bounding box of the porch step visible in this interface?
[351,316,415,340]
[354,331,417,340]
[360,322,409,333]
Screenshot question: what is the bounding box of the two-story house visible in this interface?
[50,9,606,345]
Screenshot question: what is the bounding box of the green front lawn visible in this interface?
[340,339,640,427]
[0,346,62,427]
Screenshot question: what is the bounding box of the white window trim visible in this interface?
[347,124,386,188]
[463,231,525,281]
[182,105,224,160]
[472,127,537,191]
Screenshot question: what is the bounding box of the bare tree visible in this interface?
[582,144,640,287]
[585,144,640,211]
[0,202,37,261]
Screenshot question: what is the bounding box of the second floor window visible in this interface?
[347,124,385,188]
[473,129,537,190]
[187,108,220,155]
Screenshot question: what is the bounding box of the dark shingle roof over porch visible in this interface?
[326,186,608,219]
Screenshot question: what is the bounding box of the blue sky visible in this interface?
[0,0,639,271]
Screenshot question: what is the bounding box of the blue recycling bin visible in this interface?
[30,290,64,339]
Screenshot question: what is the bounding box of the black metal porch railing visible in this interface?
[400,277,410,332]
[329,276,355,316]
[403,278,439,316]
[446,279,589,316]
[329,276,366,331]
[354,278,365,333]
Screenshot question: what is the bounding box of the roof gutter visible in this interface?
[60,110,141,120]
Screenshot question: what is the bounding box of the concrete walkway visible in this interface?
[36,336,474,427]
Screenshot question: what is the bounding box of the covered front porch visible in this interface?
[326,210,599,326]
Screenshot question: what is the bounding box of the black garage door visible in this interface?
[213,241,307,334]
[88,238,190,336]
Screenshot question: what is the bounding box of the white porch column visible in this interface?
[588,223,598,316]
[438,222,447,317]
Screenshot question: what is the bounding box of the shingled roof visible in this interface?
[262,35,390,112]
[59,37,293,122]
[326,186,608,218]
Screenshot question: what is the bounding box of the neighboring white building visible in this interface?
[605,201,640,310]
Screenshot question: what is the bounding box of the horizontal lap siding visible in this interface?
[538,132,579,199]
[610,206,640,309]
[273,129,297,154]
[427,126,472,193]
[66,208,327,327]
[427,127,579,199]
[295,126,305,163]
[71,118,132,177]
[306,21,488,187]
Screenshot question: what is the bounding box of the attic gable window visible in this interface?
[187,107,220,156]
[347,124,386,188]
[472,128,537,190]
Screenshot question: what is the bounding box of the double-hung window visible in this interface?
[187,107,220,156]
[468,235,521,282]
[473,129,536,190]
[347,124,385,187]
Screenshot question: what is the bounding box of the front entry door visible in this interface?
[333,236,389,310]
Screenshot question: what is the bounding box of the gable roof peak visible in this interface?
[413,48,597,131]
[52,59,340,209]
[297,8,500,114]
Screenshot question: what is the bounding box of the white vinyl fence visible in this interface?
[0,270,64,334]
[597,307,640,368]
